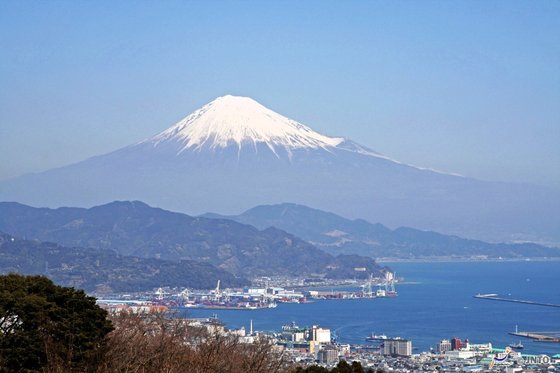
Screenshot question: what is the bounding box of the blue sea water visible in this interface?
[183,261,560,355]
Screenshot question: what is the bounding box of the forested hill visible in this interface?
[0,201,387,279]
[0,232,249,292]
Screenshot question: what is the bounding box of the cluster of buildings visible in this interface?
[278,322,335,360]
[249,323,558,371]
[99,279,399,312]
[93,272,400,313]
[97,299,169,314]
[270,321,414,367]
[438,337,492,354]
[437,337,494,362]
[93,303,560,372]
[97,284,307,311]
[180,284,309,309]
[94,282,558,372]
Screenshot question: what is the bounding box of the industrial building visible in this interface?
[383,339,412,357]
[317,346,339,364]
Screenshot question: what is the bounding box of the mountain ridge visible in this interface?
[1,96,558,243]
[203,203,560,259]
[0,201,388,279]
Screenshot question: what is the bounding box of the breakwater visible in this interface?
[473,294,560,308]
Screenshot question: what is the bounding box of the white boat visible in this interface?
[366,333,388,341]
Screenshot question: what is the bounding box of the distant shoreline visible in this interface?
[377,257,560,264]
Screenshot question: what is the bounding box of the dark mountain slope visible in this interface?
[0,232,248,292]
[0,201,386,278]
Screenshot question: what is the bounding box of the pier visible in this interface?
[473,293,560,308]
[509,331,560,343]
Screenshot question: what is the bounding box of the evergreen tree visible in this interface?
[0,274,112,372]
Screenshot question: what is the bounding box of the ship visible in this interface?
[508,341,524,350]
[365,333,388,342]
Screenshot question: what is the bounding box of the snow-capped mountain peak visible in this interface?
[147,95,344,153]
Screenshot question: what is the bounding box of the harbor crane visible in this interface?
[361,274,375,298]
[212,280,222,301]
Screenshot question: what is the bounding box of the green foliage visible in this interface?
[0,274,113,372]
[0,233,249,292]
[0,201,387,278]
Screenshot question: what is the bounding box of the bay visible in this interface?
[182,261,560,356]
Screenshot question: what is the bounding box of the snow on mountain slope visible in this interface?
[146,95,344,156]
[0,95,558,244]
[142,95,427,170]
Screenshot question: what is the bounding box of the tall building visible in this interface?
[437,339,452,353]
[317,346,339,364]
[451,337,463,350]
[383,339,412,357]
[311,325,331,343]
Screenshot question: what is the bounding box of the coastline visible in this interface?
[377,257,560,264]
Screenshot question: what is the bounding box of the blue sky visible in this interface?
[1,1,559,188]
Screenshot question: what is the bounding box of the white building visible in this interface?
[444,350,475,360]
[465,342,492,352]
[437,339,452,353]
[245,287,267,295]
[311,325,331,343]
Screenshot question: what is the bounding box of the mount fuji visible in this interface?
[1,95,559,243]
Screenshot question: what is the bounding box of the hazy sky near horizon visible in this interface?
[1,1,559,188]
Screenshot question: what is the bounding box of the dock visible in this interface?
[473,293,560,308]
[509,331,560,343]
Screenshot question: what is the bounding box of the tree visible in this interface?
[350,361,366,373]
[295,361,371,373]
[291,366,329,373]
[102,311,286,373]
[0,274,113,372]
